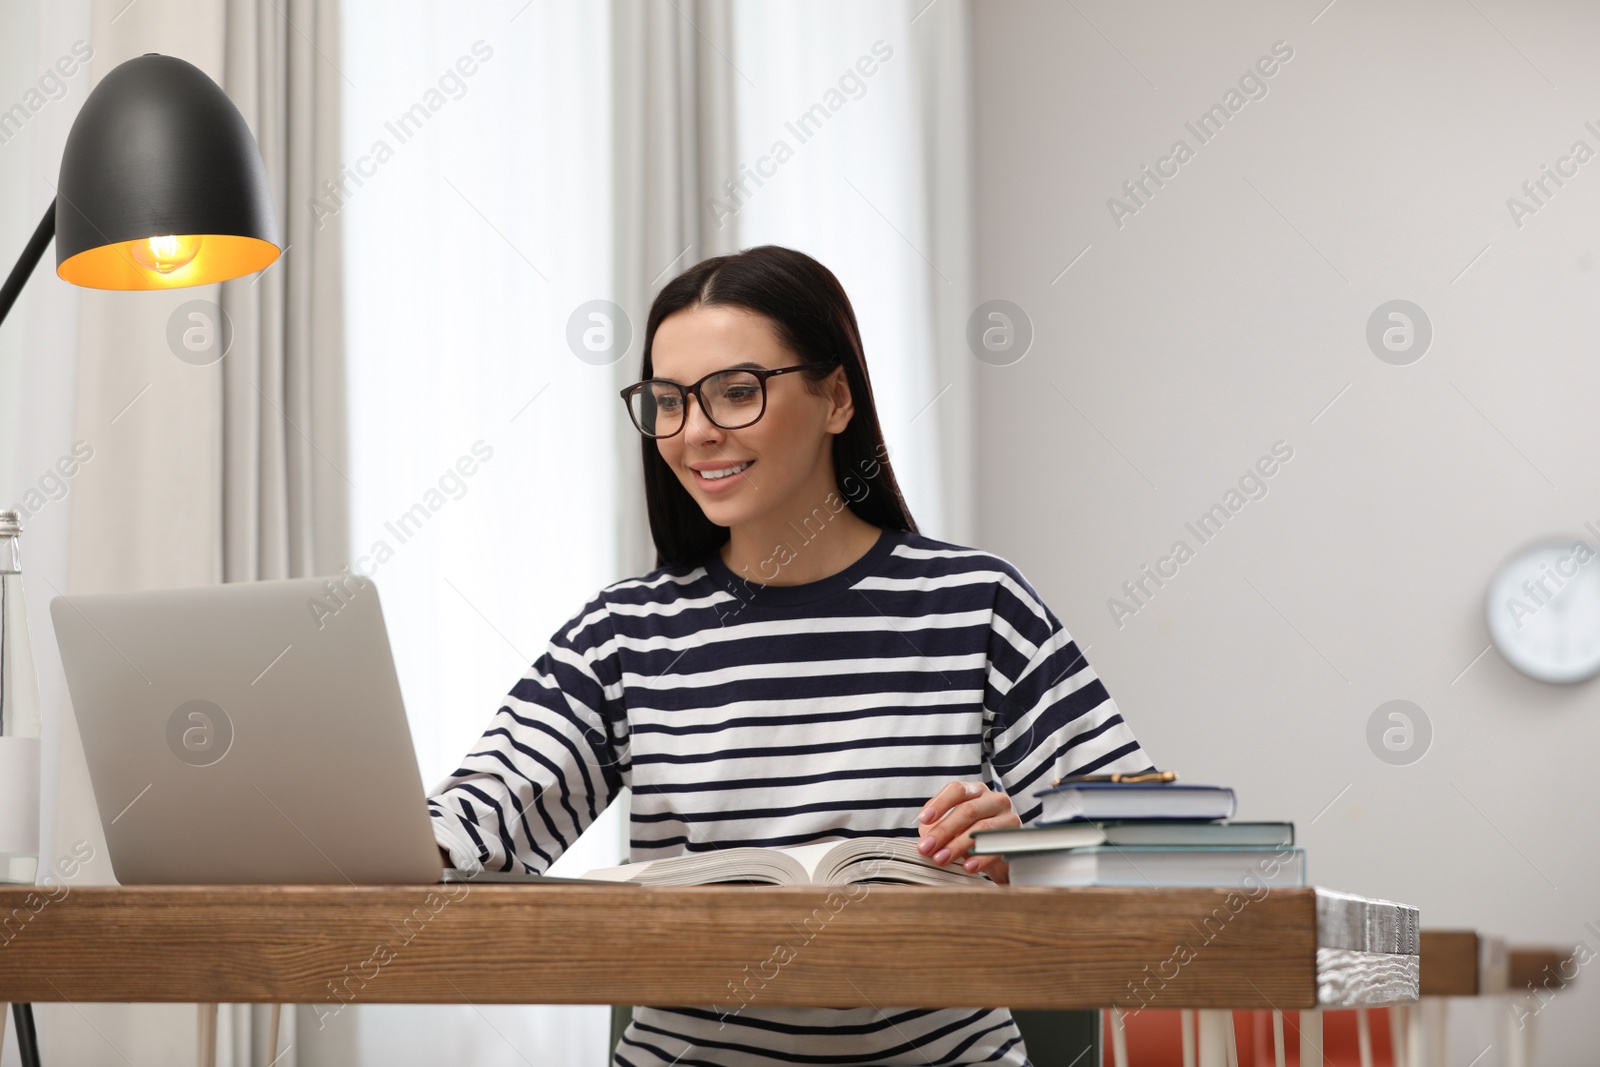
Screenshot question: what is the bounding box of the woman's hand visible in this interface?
[916,779,1021,885]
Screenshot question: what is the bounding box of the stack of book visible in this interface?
[971,775,1304,888]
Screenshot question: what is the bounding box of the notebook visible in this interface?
[1007,845,1306,887]
[1031,781,1237,823]
[972,820,1294,855]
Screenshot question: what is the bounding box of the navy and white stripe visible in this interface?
[427,525,1155,1066]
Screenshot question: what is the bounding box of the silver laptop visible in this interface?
[50,575,594,885]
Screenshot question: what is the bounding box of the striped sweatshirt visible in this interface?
[427,524,1155,1066]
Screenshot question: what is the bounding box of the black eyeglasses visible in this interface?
[619,361,839,439]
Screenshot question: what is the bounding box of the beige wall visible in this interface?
[973,0,1600,1058]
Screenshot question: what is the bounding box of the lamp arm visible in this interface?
[0,201,57,330]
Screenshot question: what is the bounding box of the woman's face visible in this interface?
[649,304,851,531]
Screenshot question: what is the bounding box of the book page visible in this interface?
[773,841,840,883]
[582,846,808,885]
[770,838,930,883]
[581,838,994,886]
[581,863,648,882]
[812,837,994,887]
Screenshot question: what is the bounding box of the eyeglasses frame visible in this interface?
[619,359,840,439]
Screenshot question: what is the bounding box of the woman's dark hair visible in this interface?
[638,244,918,569]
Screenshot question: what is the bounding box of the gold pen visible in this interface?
[1049,769,1178,787]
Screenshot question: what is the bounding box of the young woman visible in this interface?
[428,245,1156,1066]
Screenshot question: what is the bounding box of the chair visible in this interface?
[1099,1006,1403,1067]
[1012,1009,1100,1065]
[608,1004,632,1061]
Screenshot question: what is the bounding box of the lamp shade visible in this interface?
[54,53,280,290]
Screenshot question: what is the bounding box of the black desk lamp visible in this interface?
[0,53,280,1067]
[0,51,280,326]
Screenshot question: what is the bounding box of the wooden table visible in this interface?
[0,882,1418,1067]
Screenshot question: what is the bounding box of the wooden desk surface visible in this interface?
[0,883,1418,1011]
[1419,930,1508,996]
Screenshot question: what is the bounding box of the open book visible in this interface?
[581,836,997,888]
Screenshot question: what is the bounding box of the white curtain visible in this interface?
[611,0,740,572]
[327,2,974,1065]
[306,3,625,1064]
[615,0,976,550]
[36,0,345,1063]
[218,0,348,1062]
[0,0,977,1063]
[0,5,90,1064]
[219,0,349,585]
[725,0,976,542]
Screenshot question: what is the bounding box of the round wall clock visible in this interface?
[1485,535,1600,684]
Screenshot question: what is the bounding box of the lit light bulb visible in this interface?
[130,234,203,274]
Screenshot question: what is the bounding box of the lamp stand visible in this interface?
[0,200,54,1067]
[0,203,56,329]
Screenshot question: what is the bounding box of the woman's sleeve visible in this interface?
[426,592,629,873]
[981,561,1157,826]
